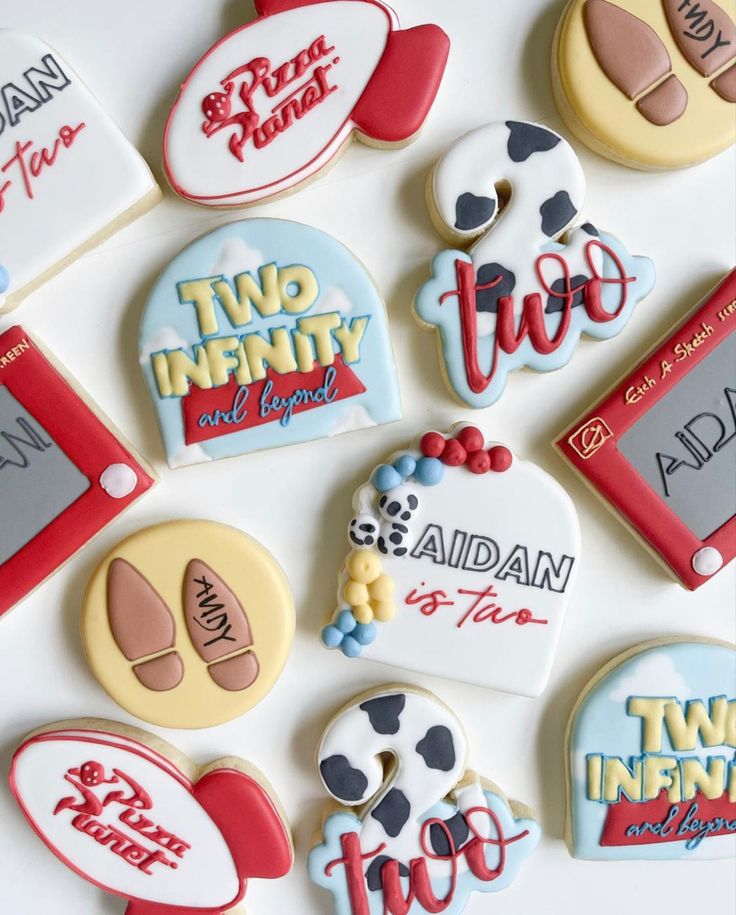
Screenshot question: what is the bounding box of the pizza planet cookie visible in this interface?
[0,326,155,619]
[0,30,160,312]
[163,0,449,207]
[308,685,540,913]
[553,0,736,170]
[414,120,656,408]
[81,520,294,729]
[140,219,401,468]
[566,637,736,860]
[557,268,736,590]
[321,424,581,697]
[9,718,293,913]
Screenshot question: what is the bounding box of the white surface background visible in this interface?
[0,0,734,912]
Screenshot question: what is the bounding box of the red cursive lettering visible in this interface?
[0,122,86,211]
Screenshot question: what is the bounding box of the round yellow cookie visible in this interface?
[553,0,736,169]
[81,520,294,729]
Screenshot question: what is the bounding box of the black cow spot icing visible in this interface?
[540,190,576,237]
[360,694,406,735]
[365,856,410,891]
[475,263,516,313]
[416,725,456,771]
[320,755,368,802]
[545,275,588,313]
[371,788,411,838]
[581,222,599,237]
[455,192,496,231]
[506,120,560,162]
[407,495,418,510]
[429,812,470,857]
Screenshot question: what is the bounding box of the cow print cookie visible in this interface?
[10,717,293,914]
[163,0,449,207]
[0,30,160,312]
[81,520,294,729]
[413,119,656,408]
[553,0,736,169]
[321,424,581,697]
[308,685,540,914]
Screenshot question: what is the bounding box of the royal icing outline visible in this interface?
[81,520,295,729]
[0,29,160,312]
[308,684,540,914]
[9,719,293,913]
[321,423,581,697]
[414,120,656,408]
[163,0,449,207]
[553,0,736,169]
[140,218,401,468]
[0,326,155,618]
[556,268,736,590]
[566,638,736,860]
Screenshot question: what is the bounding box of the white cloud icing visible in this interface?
[328,404,376,437]
[210,237,264,277]
[312,285,353,315]
[168,443,212,469]
[139,326,188,362]
[609,653,691,703]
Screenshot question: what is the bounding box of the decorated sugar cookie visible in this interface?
[414,120,656,408]
[566,637,736,860]
[163,0,449,207]
[553,0,736,169]
[321,424,580,697]
[557,268,736,590]
[10,718,293,913]
[0,326,155,619]
[140,219,401,468]
[0,30,160,312]
[309,685,540,912]
[81,520,294,728]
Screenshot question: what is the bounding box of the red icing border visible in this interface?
[0,326,155,617]
[556,269,736,590]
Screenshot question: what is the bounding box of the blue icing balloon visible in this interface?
[340,635,362,658]
[373,463,402,492]
[353,622,377,646]
[415,456,444,486]
[0,265,9,295]
[335,610,356,634]
[392,454,416,478]
[321,625,343,649]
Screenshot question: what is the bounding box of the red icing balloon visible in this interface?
[441,439,467,466]
[420,431,445,458]
[456,426,484,452]
[489,445,513,472]
[467,449,491,474]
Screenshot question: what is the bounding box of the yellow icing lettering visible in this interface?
[234,339,253,385]
[586,755,603,801]
[333,317,369,364]
[642,755,677,800]
[680,757,727,801]
[292,330,315,373]
[178,277,221,337]
[278,265,319,314]
[664,697,730,751]
[729,762,736,802]
[165,347,211,397]
[152,352,173,397]
[204,337,240,387]
[726,699,736,747]
[298,313,341,366]
[602,757,643,802]
[244,328,298,381]
[627,697,671,753]
[214,263,281,325]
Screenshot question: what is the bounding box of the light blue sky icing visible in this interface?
[415,230,655,408]
[569,640,736,860]
[308,788,540,914]
[139,219,400,467]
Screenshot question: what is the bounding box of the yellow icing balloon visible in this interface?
[346,549,381,584]
[353,604,374,624]
[343,580,370,606]
[369,574,395,601]
[372,600,396,622]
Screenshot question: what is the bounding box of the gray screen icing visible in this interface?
[0,387,90,564]
[618,334,736,540]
